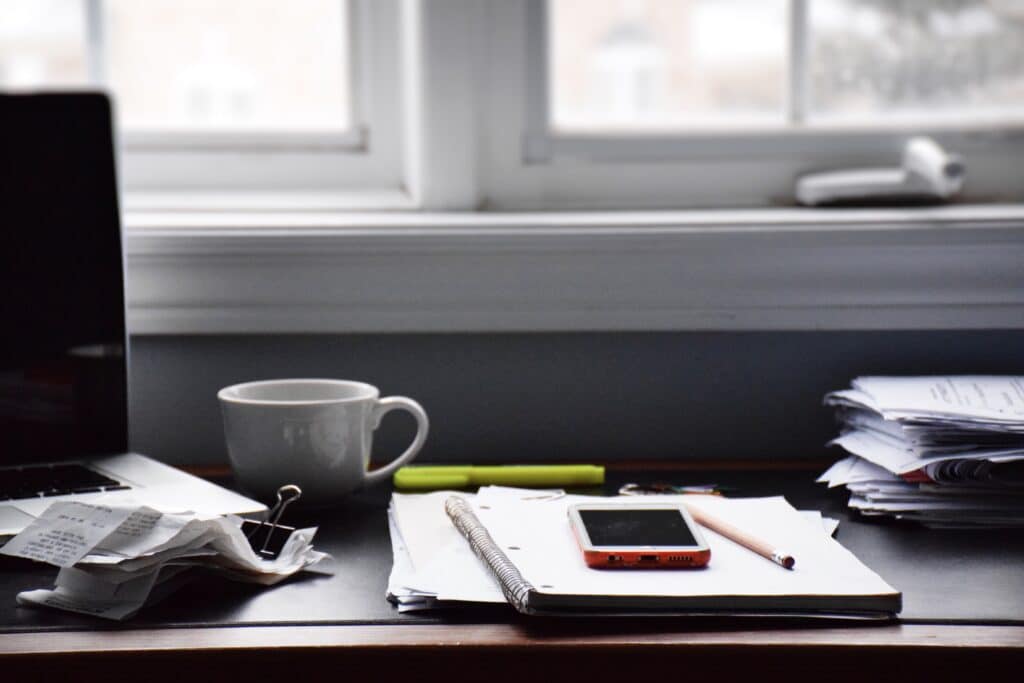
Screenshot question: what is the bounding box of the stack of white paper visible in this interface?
[387,487,530,611]
[387,487,844,613]
[820,376,1024,527]
[0,501,329,620]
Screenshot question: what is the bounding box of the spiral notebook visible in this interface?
[441,492,901,618]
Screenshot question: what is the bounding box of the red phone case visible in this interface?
[569,514,711,569]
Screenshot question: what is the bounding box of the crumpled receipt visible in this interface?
[0,501,330,620]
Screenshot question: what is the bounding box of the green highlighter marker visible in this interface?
[393,464,605,491]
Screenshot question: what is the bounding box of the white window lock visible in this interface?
[796,136,966,206]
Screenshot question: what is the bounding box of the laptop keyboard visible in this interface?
[0,464,130,501]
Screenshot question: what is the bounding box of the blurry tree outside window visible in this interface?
[550,0,1024,132]
[0,0,352,134]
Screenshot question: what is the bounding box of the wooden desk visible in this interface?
[2,466,1022,681]
[2,622,1023,681]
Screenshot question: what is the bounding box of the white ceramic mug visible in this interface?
[218,379,428,506]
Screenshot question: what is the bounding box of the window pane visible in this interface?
[0,0,88,88]
[105,0,351,132]
[809,0,1024,123]
[549,0,788,132]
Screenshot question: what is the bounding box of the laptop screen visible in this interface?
[0,93,128,464]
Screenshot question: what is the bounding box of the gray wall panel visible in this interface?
[127,331,1024,467]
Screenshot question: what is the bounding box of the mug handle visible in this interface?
[363,396,430,486]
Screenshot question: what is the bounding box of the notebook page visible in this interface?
[472,495,897,601]
[391,492,471,571]
[390,489,532,604]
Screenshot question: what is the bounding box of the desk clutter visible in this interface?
[387,486,900,619]
[0,486,329,620]
[819,376,1024,528]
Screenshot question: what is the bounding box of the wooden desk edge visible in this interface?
[2,622,1023,657]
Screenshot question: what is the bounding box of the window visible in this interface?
[3,0,1021,210]
[549,0,789,133]
[0,0,404,204]
[548,0,1024,133]
[106,1,353,135]
[490,0,1024,209]
[2,1,1022,336]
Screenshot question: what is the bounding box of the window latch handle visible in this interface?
[796,136,965,206]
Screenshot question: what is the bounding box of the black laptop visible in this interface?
[0,93,264,538]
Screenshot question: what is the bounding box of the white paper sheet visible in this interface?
[471,494,896,602]
[817,455,894,487]
[0,502,135,567]
[388,489,868,612]
[829,430,1024,475]
[388,488,532,607]
[3,502,329,620]
[853,376,1024,423]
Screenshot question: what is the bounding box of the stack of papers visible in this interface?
[820,376,1024,527]
[387,487,868,616]
[0,501,329,620]
[387,487,516,611]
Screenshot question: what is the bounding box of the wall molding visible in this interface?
[124,206,1024,334]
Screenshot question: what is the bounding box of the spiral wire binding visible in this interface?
[444,495,535,612]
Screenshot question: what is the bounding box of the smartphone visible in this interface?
[567,503,711,569]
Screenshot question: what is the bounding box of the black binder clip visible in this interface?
[242,484,302,560]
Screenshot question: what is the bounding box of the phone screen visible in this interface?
[578,509,698,547]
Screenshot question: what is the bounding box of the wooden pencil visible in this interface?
[684,503,796,569]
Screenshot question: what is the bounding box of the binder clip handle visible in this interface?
[243,484,302,559]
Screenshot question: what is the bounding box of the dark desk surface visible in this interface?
[2,466,1023,680]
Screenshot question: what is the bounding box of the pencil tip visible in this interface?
[771,550,795,569]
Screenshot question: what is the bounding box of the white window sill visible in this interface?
[123,204,1024,335]
[123,189,417,213]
